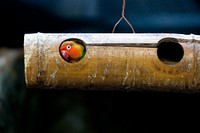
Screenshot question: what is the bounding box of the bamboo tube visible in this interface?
[24,33,200,92]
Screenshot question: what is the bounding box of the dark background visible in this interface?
[1,0,200,133]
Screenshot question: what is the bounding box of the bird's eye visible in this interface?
[66,45,71,50]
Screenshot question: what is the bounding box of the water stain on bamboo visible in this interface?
[24,33,200,92]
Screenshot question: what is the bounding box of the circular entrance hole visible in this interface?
[59,38,86,63]
[157,38,184,65]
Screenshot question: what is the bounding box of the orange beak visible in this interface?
[60,50,71,62]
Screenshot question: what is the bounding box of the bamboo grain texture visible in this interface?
[24,33,200,92]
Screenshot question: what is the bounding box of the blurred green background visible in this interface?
[1,0,200,133]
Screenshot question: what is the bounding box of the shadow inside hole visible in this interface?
[157,39,184,65]
[59,38,86,63]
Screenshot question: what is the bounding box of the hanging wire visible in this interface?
[112,0,135,33]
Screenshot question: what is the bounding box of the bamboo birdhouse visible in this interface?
[24,33,200,92]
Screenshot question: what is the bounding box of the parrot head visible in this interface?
[59,39,86,63]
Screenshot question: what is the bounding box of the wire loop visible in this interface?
[112,0,135,33]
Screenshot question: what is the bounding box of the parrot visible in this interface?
[59,40,86,63]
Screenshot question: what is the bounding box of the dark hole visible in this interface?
[157,40,184,65]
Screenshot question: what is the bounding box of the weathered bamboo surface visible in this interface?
[24,33,200,92]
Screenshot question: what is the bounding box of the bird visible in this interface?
[59,40,86,63]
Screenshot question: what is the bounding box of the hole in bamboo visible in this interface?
[157,38,184,65]
[59,38,86,63]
